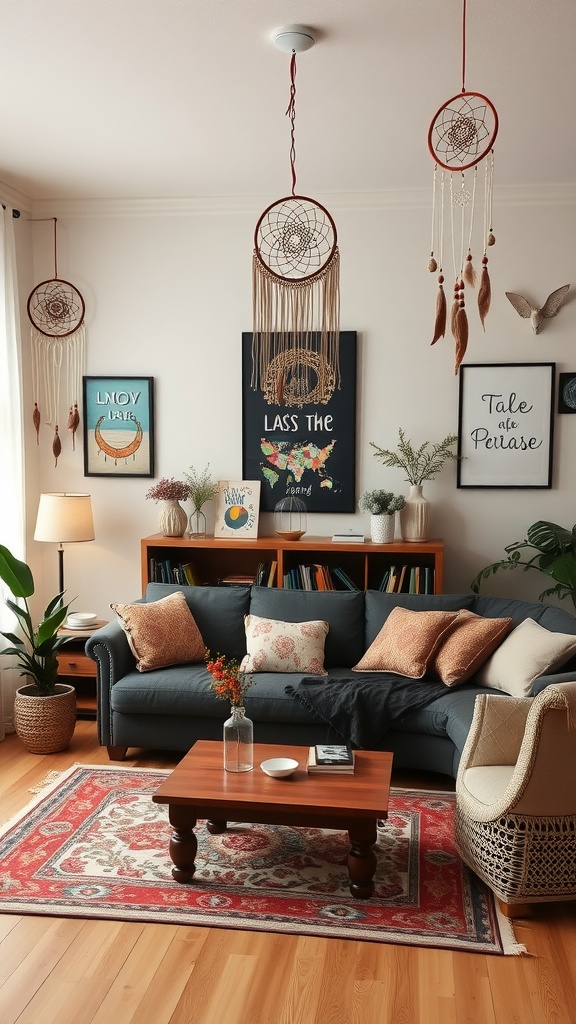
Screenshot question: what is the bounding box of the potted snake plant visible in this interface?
[0,544,76,752]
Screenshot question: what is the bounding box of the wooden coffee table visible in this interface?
[153,740,393,899]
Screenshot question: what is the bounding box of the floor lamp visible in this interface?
[34,492,95,596]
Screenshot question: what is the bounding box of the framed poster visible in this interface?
[83,376,154,477]
[242,331,357,513]
[558,372,576,413]
[214,480,261,539]
[457,362,555,488]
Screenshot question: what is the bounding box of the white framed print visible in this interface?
[214,480,261,539]
[457,362,555,488]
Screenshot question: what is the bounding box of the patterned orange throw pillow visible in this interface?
[110,591,206,672]
[353,607,459,678]
[241,614,329,674]
[433,610,514,686]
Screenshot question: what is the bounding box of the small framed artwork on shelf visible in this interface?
[457,362,555,488]
[214,480,261,539]
[83,376,154,477]
[558,372,576,414]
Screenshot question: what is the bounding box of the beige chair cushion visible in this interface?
[110,591,206,672]
[241,614,328,675]
[476,617,576,696]
[353,607,459,678]
[433,610,514,686]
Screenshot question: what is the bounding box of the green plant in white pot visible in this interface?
[369,429,458,542]
[358,490,405,544]
[0,544,76,753]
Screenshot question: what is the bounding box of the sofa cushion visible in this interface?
[145,583,250,661]
[353,607,459,678]
[111,591,206,672]
[364,591,475,647]
[433,610,514,686]
[241,614,328,674]
[475,617,576,696]
[249,586,365,668]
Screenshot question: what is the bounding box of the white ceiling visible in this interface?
[0,0,574,203]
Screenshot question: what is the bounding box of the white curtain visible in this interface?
[0,206,25,739]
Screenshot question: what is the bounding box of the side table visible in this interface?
[57,620,108,721]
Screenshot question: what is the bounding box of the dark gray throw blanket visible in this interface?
[285,674,449,749]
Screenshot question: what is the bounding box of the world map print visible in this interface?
[260,438,342,494]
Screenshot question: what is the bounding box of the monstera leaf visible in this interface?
[471,521,576,611]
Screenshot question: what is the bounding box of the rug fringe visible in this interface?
[494,903,531,956]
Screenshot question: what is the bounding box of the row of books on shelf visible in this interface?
[378,564,434,594]
[282,563,360,591]
[148,558,202,586]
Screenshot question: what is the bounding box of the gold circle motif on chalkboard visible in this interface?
[262,348,335,408]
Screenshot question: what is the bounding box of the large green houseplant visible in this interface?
[0,544,77,752]
[471,521,576,611]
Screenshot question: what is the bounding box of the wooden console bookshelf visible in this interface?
[141,535,444,594]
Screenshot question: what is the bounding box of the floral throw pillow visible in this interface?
[241,614,329,675]
[110,591,206,672]
[352,606,459,678]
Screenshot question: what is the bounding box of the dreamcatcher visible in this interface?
[28,218,86,464]
[252,26,340,407]
[427,0,499,374]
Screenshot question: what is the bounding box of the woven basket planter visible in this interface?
[14,683,77,754]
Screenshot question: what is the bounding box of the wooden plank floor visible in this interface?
[1,722,575,1024]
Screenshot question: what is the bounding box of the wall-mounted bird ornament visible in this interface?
[505,284,570,335]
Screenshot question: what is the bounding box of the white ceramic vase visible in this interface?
[399,485,431,542]
[159,500,188,537]
[370,513,396,544]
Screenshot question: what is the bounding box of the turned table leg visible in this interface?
[168,805,198,883]
[206,820,228,834]
[347,818,378,899]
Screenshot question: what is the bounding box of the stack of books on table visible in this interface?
[307,744,355,774]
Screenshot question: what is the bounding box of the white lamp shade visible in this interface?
[34,492,95,544]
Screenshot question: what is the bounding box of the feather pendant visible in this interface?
[67,403,80,450]
[431,280,446,345]
[454,306,469,374]
[451,280,462,340]
[464,253,477,287]
[478,260,491,329]
[52,425,62,467]
[33,403,41,444]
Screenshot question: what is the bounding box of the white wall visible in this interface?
[22,189,576,618]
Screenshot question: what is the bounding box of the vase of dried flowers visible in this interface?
[183,463,218,538]
[146,477,190,537]
[206,652,254,772]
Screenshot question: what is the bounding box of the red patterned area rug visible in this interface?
[0,764,525,955]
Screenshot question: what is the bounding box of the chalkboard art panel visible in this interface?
[242,332,357,513]
[457,362,555,488]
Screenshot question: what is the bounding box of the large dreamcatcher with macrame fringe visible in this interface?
[427,0,499,374]
[28,218,86,465]
[252,30,340,407]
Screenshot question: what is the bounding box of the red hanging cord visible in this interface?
[286,51,297,196]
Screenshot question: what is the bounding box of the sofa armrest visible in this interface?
[85,621,136,744]
[458,693,533,772]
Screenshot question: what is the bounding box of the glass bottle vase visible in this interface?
[223,705,253,773]
[188,507,207,538]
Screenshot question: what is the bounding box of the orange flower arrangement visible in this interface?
[205,652,253,707]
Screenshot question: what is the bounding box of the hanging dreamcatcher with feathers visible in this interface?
[252,28,340,407]
[427,0,499,374]
[28,218,86,465]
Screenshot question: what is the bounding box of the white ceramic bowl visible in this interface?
[260,757,299,778]
[66,612,98,627]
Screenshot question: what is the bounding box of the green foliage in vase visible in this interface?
[0,545,72,696]
[183,463,218,511]
[370,428,458,485]
[358,490,406,515]
[471,521,576,611]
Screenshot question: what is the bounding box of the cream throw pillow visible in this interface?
[433,610,514,686]
[110,591,206,672]
[241,614,328,674]
[475,617,576,696]
[353,607,459,678]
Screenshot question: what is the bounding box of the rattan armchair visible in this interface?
[455,681,576,917]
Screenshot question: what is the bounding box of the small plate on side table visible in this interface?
[260,757,299,778]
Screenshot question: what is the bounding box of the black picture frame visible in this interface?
[457,362,555,488]
[83,376,155,477]
[558,372,576,414]
[242,331,357,512]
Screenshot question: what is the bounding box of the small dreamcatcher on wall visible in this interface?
[427,0,499,374]
[252,25,340,407]
[28,217,86,464]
